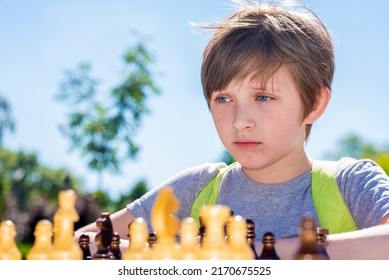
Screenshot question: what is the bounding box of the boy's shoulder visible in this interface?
[161,162,228,188]
[312,157,386,182]
[333,157,388,185]
[336,157,384,173]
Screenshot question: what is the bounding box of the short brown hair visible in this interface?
[201,1,334,138]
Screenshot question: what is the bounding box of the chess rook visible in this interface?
[199,204,232,260]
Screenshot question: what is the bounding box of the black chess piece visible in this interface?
[110,232,122,260]
[78,233,92,260]
[63,174,72,190]
[246,219,259,259]
[92,212,115,260]
[198,216,206,247]
[294,217,328,260]
[148,232,157,248]
[317,227,330,260]
[258,231,280,260]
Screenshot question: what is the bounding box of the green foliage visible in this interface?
[56,41,160,179]
[89,179,149,214]
[323,133,389,175]
[0,148,81,212]
[0,148,87,242]
[219,150,236,165]
[92,189,115,213]
[16,241,32,260]
[0,94,15,147]
[374,154,389,175]
[113,179,148,210]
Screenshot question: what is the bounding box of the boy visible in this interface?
[75,0,389,259]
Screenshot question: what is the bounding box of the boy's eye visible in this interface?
[256,95,272,102]
[215,96,231,103]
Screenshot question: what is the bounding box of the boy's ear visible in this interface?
[304,87,331,124]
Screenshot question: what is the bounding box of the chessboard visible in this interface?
[0,187,329,260]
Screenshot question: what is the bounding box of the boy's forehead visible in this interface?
[226,67,295,91]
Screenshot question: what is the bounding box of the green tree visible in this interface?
[0,148,84,242]
[0,94,15,210]
[323,133,389,175]
[56,41,160,188]
[0,94,15,148]
[219,150,235,165]
[113,179,148,211]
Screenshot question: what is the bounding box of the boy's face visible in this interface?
[209,67,310,183]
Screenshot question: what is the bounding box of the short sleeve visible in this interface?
[336,157,389,228]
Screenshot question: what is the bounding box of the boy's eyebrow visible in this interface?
[250,85,280,93]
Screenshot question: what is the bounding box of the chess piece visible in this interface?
[258,232,280,260]
[123,217,150,260]
[78,234,92,260]
[150,187,182,260]
[51,189,82,260]
[246,219,259,259]
[51,213,82,260]
[53,189,79,244]
[180,217,200,260]
[63,174,72,190]
[26,219,54,260]
[148,232,157,248]
[227,215,255,260]
[294,217,327,260]
[199,204,232,260]
[317,228,330,260]
[198,216,206,247]
[224,210,234,241]
[110,232,122,260]
[0,220,22,260]
[92,212,116,260]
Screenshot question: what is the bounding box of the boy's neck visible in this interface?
[240,154,311,184]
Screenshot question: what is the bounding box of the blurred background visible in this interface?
[0,0,388,250]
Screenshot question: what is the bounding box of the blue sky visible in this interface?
[1,0,388,199]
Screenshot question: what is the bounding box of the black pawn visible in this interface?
[110,232,122,260]
[79,234,92,260]
[317,228,330,260]
[246,219,259,259]
[148,232,157,248]
[259,232,280,260]
[198,216,206,247]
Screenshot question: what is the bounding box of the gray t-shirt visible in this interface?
[128,157,389,241]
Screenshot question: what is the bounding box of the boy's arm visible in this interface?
[265,215,389,260]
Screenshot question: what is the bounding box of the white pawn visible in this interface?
[122,217,150,260]
[227,215,255,260]
[180,217,200,260]
[27,220,54,260]
[0,220,22,260]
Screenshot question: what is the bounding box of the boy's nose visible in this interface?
[232,104,255,130]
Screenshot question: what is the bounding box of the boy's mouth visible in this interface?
[234,141,262,148]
